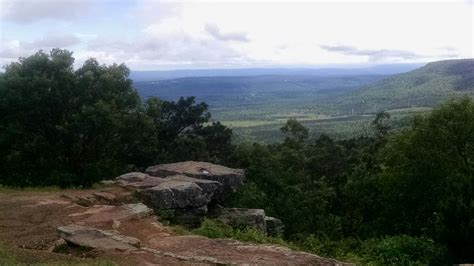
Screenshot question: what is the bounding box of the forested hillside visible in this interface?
[335,59,474,114]
[134,59,474,142]
[135,75,384,120]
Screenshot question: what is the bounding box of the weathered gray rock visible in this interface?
[215,208,267,233]
[93,191,116,202]
[146,161,245,193]
[57,224,140,251]
[74,195,97,207]
[121,176,167,189]
[265,216,284,236]
[99,180,115,186]
[123,203,154,218]
[140,181,210,209]
[167,175,224,202]
[116,172,152,183]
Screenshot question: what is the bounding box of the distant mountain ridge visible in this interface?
[334,59,474,114]
[130,63,422,81]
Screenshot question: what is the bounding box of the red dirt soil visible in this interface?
[0,187,348,265]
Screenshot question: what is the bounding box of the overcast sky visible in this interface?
[0,0,473,70]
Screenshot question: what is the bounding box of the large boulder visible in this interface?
[215,208,267,233]
[140,181,210,209]
[57,224,140,251]
[146,161,245,193]
[167,175,224,202]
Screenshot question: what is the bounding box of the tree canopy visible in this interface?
[0,49,233,187]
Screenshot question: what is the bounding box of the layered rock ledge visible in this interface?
[115,161,284,234]
[0,165,349,265]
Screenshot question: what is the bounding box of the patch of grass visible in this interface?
[192,219,287,246]
[170,225,191,235]
[0,243,18,265]
[0,242,116,265]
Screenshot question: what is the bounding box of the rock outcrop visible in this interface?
[146,161,245,192]
[140,181,210,209]
[0,177,348,265]
[114,161,284,234]
[115,161,243,225]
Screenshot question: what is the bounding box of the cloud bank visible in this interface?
[1,0,472,69]
[320,45,422,61]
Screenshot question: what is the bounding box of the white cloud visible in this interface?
[1,0,472,69]
[205,23,249,42]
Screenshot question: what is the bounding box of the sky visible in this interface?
[0,0,473,70]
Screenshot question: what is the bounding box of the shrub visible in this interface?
[360,235,450,265]
[192,219,237,239]
[192,219,286,245]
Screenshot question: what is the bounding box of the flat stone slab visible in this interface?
[58,224,140,251]
[146,161,245,192]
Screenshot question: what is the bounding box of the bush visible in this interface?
[192,219,287,245]
[298,235,362,263]
[360,235,449,265]
[192,219,235,239]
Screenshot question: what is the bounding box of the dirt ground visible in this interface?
[0,187,347,265]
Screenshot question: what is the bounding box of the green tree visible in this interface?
[281,118,309,144]
[0,50,142,186]
[381,97,474,262]
[0,49,234,187]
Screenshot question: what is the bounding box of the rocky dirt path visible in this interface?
[0,187,347,265]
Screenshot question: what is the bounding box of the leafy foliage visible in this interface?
[192,219,286,245]
[359,235,448,265]
[0,50,233,187]
[227,97,474,263]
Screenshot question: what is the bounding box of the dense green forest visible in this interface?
[1,50,473,264]
[0,49,233,187]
